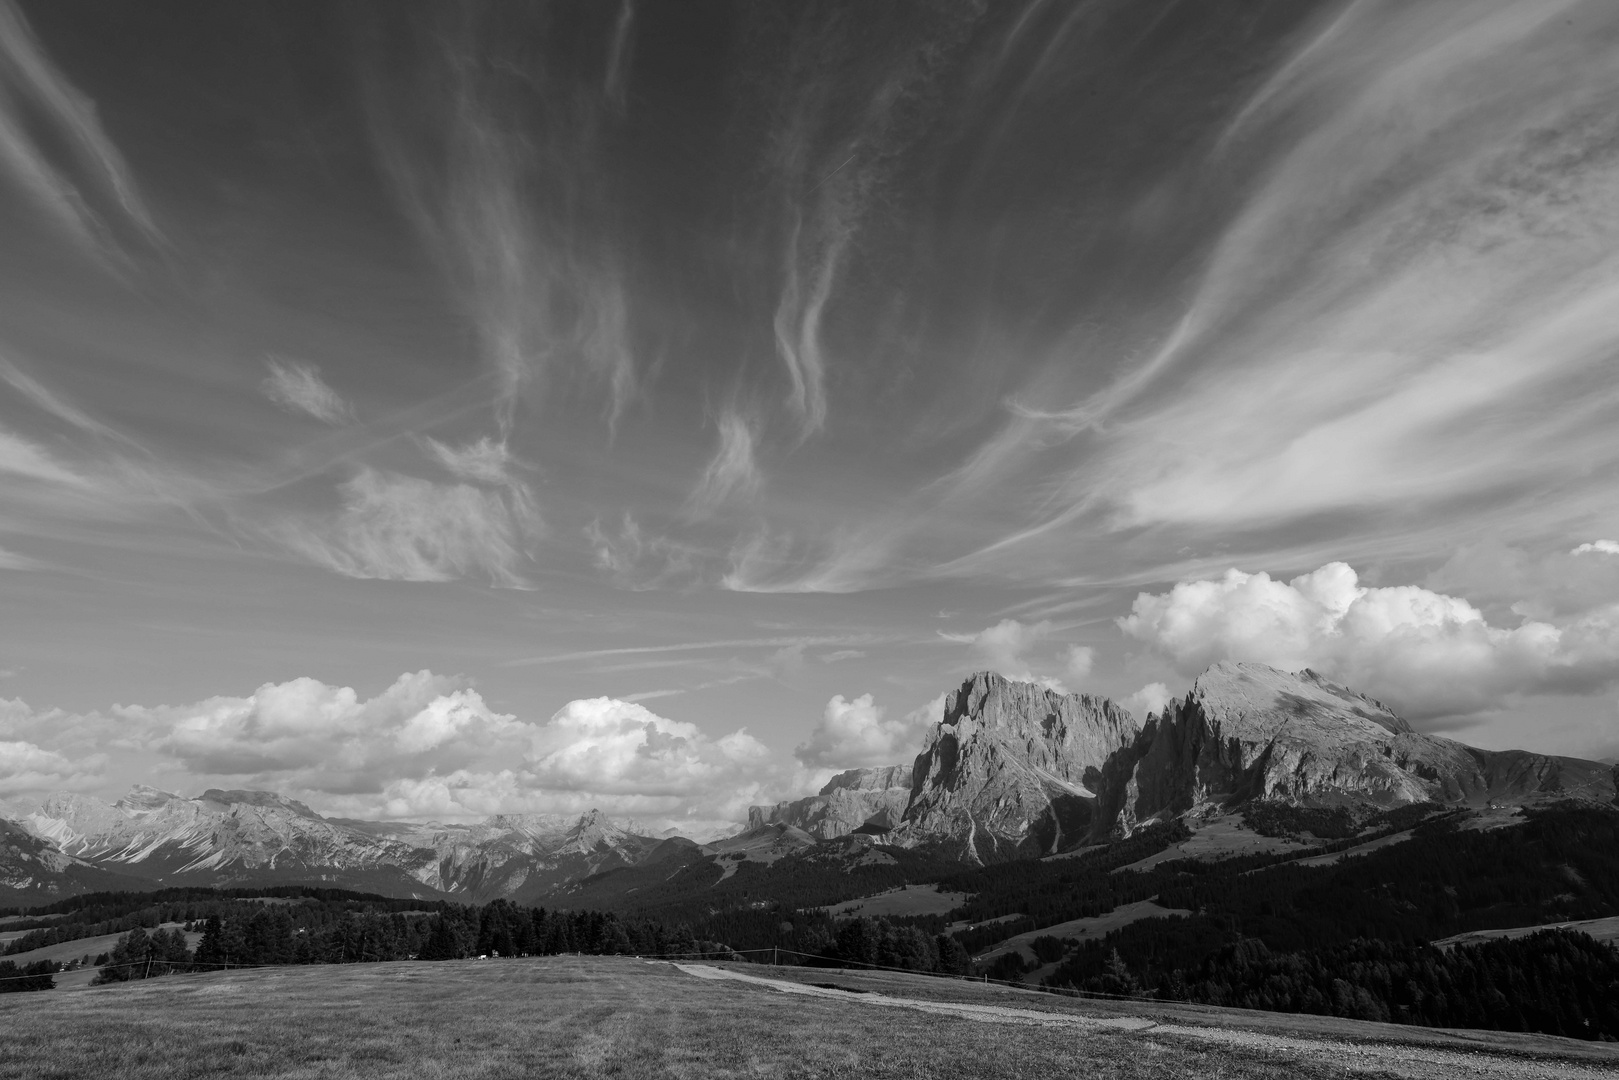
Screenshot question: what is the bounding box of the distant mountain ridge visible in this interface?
[11,787,697,904]
[8,662,1617,901]
[758,663,1619,863]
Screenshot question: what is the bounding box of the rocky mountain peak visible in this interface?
[1194,661,1412,738]
[556,809,637,856]
[198,789,323,819]
[1098,661,1615,837]
[894,671,1141,861]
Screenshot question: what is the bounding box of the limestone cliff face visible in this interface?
[892,672,1140,861]
[748,766,913,839]
[1097,662,1619,835]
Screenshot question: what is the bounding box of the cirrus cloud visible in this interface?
[272,467,536,587]
[261,357,353,423]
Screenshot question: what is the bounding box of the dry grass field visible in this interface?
[4,955,1619,1079]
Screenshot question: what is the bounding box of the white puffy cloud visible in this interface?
[529,697,771,798]
[8,674,787,828]
[1063,645,1095,685]
[941,619,1096,691]
[1573,540,1619,557]
[0,738,103,799]
[794,692,938,770]
[1120,562,1619,720]
[275,467,535,587]
[1124,682,1174,720]
[942,618,1053,682]
[261,358,353,423]
[128,671,525,795]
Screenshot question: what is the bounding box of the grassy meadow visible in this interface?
[2,955,1616,1079]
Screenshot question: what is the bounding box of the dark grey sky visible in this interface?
[3,1,1618,827]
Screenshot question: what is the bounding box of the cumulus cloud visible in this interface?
[275,467,535,586]
[0,738,103,798]
[58,675,783,828]
[1124,682,1174,721]
[531,697,770,798]
[344,697,776,826]
[1063,645,1095,685]
[1573,540,1619,557]
[260,358,353,423]
[941,618,1081,688]
[126,671,524,796]
[794,692,938,770]
[1120,562,1619,720]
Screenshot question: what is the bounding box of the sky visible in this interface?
[3,0,1619,830]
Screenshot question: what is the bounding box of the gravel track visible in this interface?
[671,962,1619,1080]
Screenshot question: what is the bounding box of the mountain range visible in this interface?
[6,661,1616,906]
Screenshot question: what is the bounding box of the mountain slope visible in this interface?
[749,766,914,839]
[891,672,1140,861]
[0,817,144,905]
[1097,662,1618,836]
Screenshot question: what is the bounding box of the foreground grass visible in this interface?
[0,956,1604,1079]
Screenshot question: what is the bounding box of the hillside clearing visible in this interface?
[1,955,1614,1079]
[824,886,969,919]
[1112,819,1314,872]
[0,923,199,971]
[1293,830,1416,868]
[973,898,1192,964]
[1434,916,1619,950]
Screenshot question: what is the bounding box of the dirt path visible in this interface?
[669,962,1619,1080]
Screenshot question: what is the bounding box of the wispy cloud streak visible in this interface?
[685,409,760,518]
[0,0,161,260]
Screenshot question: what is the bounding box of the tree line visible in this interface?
[1046,930,1619,1040]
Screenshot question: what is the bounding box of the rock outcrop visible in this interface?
[748,766,914,839]
[891,672,1140,861]
[1096,661,1619,835]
